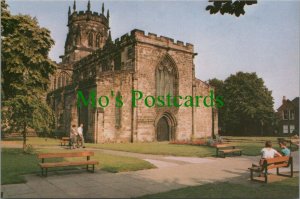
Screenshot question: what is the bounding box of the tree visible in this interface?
[206,0,257,17]
[1,1,56,150]
[208,78,225,133]
[209,72,275,135]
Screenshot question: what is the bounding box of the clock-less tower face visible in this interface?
[62,1,110,64]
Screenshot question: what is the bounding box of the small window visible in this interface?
[114,54,121,70]
[115,92,122,128]
[88,32,93,47]
[127,46,133,59]
[283,110,289,120]
[289,110,295,120]
[290,125,295,133]
[283,125,289,133]
[96,34,101,48]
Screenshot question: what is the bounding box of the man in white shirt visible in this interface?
[77,123,85,148]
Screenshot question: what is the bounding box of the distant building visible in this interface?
[277,96,299,134]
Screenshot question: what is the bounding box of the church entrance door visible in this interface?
[157,116,170,141]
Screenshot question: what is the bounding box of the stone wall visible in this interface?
[48,29,217,143]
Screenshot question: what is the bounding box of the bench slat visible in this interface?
[38,152,94,159]
[39,161,99,168]
[215,144,233,149]
[267,163,289,170]
[265,156,289,164]
[219,149,242,153]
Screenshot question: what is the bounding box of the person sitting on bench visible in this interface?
[279,141,291,156]
[252,141,282,176]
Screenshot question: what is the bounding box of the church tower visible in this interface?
[61,0,110,63]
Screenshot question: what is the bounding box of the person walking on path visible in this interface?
[70,124,78,149]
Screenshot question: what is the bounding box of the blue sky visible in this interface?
[7,0,300,109]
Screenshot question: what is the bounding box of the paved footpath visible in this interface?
[1,150,299,198]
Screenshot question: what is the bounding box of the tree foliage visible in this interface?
[1,1,56,149]
[209,72,275,135]
[206,0,257,17]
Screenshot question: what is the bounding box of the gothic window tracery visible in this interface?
[56,71,71,89]
[156,55,177,98]
[96,33,101,48]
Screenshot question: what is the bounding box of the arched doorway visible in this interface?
[157,116,170,141]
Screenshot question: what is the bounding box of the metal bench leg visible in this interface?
[86,165,89,171]
[250,170,253,181]
[45,168,48,177]
[264,169,268,183]
[93,165,95,173]
[291,161,293,177]
[41,168,43,177]
[276,168,279,175]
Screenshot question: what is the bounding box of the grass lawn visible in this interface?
[86,142,216,157]
[223,136,296,156]
[86,136,294,157]
[138,177,299,199]
[1,147,155,185]
[2,136,297,160]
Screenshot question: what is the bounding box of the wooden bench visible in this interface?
[248,156,293,183]
[37,151,99,177]
[215,144,242,158]
[60,137,70,146]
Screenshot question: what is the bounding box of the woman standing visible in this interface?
[70,124,78,149]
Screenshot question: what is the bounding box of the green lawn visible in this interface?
[223,136,294,156]
[87,137,291,157]
[86,142,216,157]
[1,147,155,185]
[1,148,40,184]
[138,177,299,199]
[2,136,295,158]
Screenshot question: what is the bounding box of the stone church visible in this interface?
[47,1,218,143]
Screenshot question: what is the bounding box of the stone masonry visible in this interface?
[47,1,218,143]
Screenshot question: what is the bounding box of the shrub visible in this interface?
[36,129,68,139]
[206,137,215,146]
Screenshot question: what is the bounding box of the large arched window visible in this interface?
[156,55,178,97]
[88,32,93,47]
[56,72,71,89]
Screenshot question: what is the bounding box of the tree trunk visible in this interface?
[22,128,27,151]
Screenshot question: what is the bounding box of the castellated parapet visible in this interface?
[68,11,109,28]
[113,29,194,53]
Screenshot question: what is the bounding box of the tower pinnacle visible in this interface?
[107,9,110,20]
[87,0,91,11]
[102,2,105,14]
[73,0,76,11]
